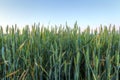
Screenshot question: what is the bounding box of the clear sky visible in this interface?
[0,0,120,29]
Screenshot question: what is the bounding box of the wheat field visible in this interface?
[0,23,120,80]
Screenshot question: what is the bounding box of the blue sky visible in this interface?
[0,0,120,29]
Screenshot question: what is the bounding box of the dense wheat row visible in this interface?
[0,23,120,80]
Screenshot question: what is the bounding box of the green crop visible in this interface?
[0,23,120,80]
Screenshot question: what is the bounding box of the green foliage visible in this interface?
[0,24,120,80]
